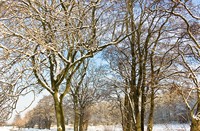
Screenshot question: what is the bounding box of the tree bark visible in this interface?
[53,93,65,131]
[79,113,84,131]
[134,92,142,131]
[147,89,155,131]
[123,94,133,131]
[73,97,79,131]
[79,107,89,131]
[82,119,89,131]
[120,96,126,131]
[141,91,146,131]
[74,108,79,131]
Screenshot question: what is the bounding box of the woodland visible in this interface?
[0,0,199,131]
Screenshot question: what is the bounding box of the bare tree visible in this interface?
[103,1,183,131]
[0,82,18,123]
[0,1,22,123]
[173,43,200,131]
[0,1,129,131]
[70,61,110,131]
[90,101,121,125]
[24,95,55,129]
[13,114,25,129]
[161,1,200,131]
[173,52,200,131]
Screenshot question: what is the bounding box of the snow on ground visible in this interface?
[0,124,190,131]
[87,125,122,131]
[148,124,190,131]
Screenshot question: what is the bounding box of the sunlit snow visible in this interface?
[0,124,190,131]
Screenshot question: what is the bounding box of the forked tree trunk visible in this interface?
[53,93,65,131]
[190,118,200,131]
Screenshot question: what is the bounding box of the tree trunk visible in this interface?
[147,89,155,131]
[120,97,126,131]
[123,110,131,131]
[53,93,65,131]
[74,100,79,131]
[129,98,135,131]
[190,118,200,131]
[45,117,52,129]
[80,108,89,131]
[120,87,134,131]
[141,88,146,131]
[123,94,133,131]
[82,119,89,131]
[79,113,84,131]
[38,118,42,129]
[134,92,142,131]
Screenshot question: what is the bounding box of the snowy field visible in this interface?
[0,124,190,131]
